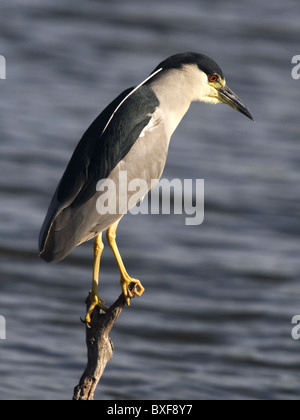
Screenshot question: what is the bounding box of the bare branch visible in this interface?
[73,286,134,401]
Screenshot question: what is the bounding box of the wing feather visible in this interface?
[39,83,159,262]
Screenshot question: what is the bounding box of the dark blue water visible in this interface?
[1,0,300,400]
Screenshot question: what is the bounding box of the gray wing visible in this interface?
[39,85,160,263]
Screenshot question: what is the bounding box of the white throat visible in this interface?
[149,65,213,137]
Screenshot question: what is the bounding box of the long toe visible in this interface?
[85,294,108,324]
[120,276,145,305]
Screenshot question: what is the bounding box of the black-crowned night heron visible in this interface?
[39,52,253,324]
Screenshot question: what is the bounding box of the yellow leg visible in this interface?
[85,233,108,325]
[106,220,145,306]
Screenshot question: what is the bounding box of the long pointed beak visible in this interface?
[219,85,254,121]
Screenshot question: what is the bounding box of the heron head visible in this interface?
[152,52,254,121]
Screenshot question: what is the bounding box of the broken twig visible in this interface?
[73,285,135,401]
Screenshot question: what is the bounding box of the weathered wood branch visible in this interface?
[73,285,135,401]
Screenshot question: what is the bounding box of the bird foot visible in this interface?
[85,292,108,326]
[121,276,145,306]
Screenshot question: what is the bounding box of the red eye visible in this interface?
[209,75,219,83]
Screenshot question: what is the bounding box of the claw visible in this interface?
[121,277,145,306]
[80,317,91,329]
[85,292,108,325]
